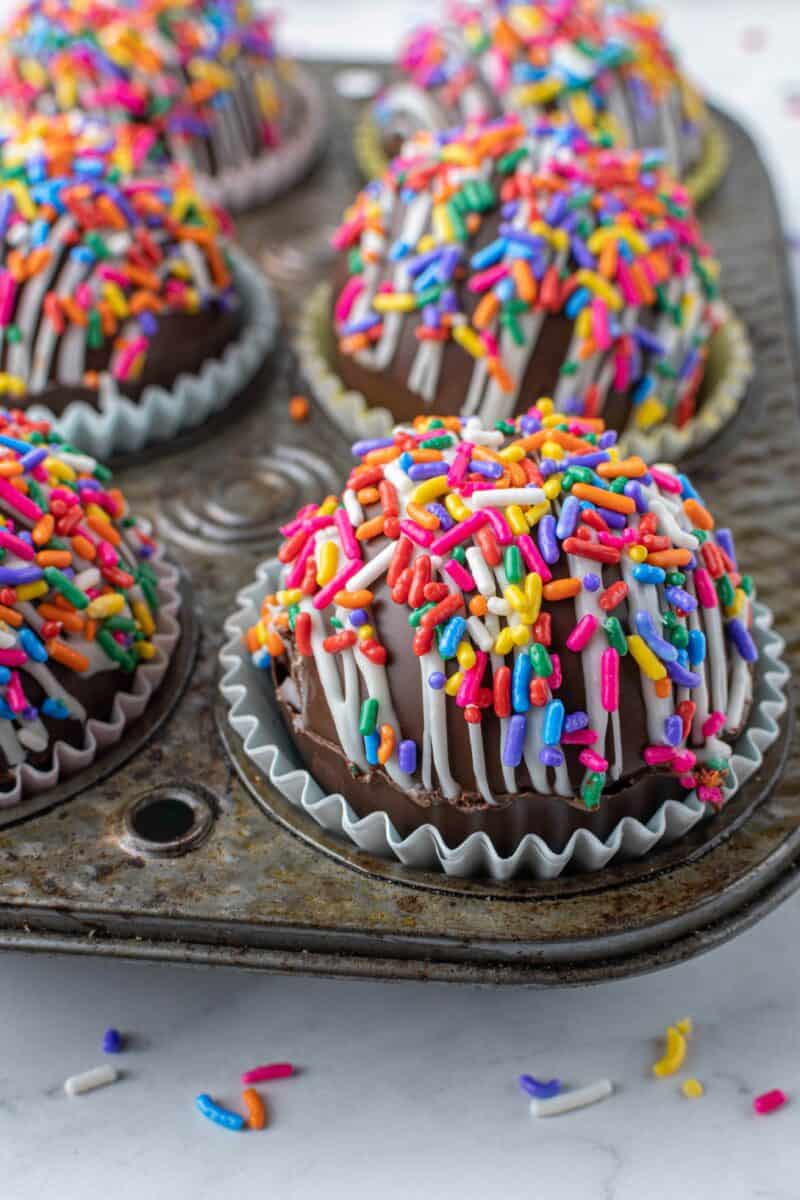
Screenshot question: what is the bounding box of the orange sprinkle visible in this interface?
[355,515,385,541]
[486,357,514,393]
[38,603,83,633]
[356,486,380,506]
[363,446,402,466]
[683,498,714,530]
[0,604,22,628]
[407,449,444,463]
[597,456,648,480]
[0,460,23,478]
[33,514,55,545]
[333,589,373,609]
[288,395,310,422]
[83,618,98,642]
[647,548,693,567]
[87,514,121,546]
[71,535,96,561]
[571,483,636,514]
[266,629,285,657]
[242,1088,266,1131]
[45,639,89,673]
[469,595,487,617]
[655,676,672,699]
[511,258,537,303]
[473,292,500,329]
[35,550,72,568]
[378,723,396,765]
[406,502,440,531]
[543,578,582,601]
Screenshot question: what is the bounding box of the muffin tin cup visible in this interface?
[0,543,183,810]
[296,280,753,463]
[200,66,328,215]
[25,248,278,462]
[353,106,730,208]
[219,561,788,881]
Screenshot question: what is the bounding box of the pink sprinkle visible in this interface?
[694,567,718,609]
[444,558,475,591]
[0,271,16,326]
[333,508,362,563]
[566,613,598,652]
[644,745,675,766]
[547,652,562,690]
[753,1089,787,1116]
[580,748,608,772]
[650,467,682,494]
[672,749,697,773]
[399,519,434,548]
[698,786,724,807]
[468,264,508,293]
[285,538,316,589]
[5,670,26,712]
[313,561,361,610]
[456,651,487,707]
[590,297,611,350]
[701,711,726,738]
[601,647,619,712]
[562,729,598,746]
[0,528,34,561]
[334,276,365,325]
[446,442,473,488]
[613,351,631,393]
[241,1063,295,1086]
[483,506,512,545]
[597,531,624,549]
[516,534,552,583]
[0,478,42,520]
[429,511,488,557]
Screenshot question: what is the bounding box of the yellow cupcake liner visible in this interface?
[296,280,753,465]
[353,106,729,207]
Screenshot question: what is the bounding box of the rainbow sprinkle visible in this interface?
[0,110,237,397]
[250,404,756,813]
[0,0,289,175]
[333,114,719,435]
[0,408,160,780]
[376,1,706,176]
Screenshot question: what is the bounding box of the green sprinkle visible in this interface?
[716,575,736,608]
[96,629,137,672]
[529,643,553,678]
[603,616,628,655]
[581,771,605,809]
[419,435,453,450]
[740,575,754,596]
[43,567,88,609]
[504,545,523,584]
[359,697,379,736]
[408,602,435,628]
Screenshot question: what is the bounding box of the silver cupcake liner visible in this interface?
[0,543,182,808]
[26,248,278,461]
[200,67,327,214]
[219,560,789,881]
[296,281,753,465]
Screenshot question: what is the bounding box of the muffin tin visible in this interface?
[0,70,797,985]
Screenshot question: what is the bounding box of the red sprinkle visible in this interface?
[753,1089,787,1116]
[295,612,312,657]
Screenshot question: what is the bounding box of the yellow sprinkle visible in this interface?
[575,307,593,340]
[543,477,563,501]
[133,599,155,638]
[569,90,596,129]
[432,203,455,244]
[87,593,125,620]
[628,544,647,563]
[494,628,515,656]
[524,501,550,525]
[456,641,476,670]
[44,456,76,483]
[16,581,48,601]
[575,269,623,310]
[499,445,525,464]
[372,292,416,314]
[103,281,129,320]
[417,234,436,254]
[504,584,528,613]
[444,671,462,696]
[506,505,529,535]
[681,1079,704,1099]
[511,624,531,647]
[411,477,449,506]
[513,78,562,107]
[357,624,374,641]
[445,493,471,523]
[635,397,667,430]
[277,588,302,607]
[317,540,339,586]
[725,588,746,618]
[452,324,485,358]
[135,640,157,661]
[317,496,338,516]
[540,440,564,461]
[676,1018,694,1037]
[628,634,667,681]
[537,397,554,415]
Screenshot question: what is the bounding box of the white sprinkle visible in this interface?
[467,615,494,652]
[529,1079,614,1117]
[465,547,496,597]
[342,489,363,527]
[334,67,381,100]
[64,1065,120,1097]
[487,597,511,616]
[470,488,546,509]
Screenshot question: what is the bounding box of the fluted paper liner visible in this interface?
[354,106,730,207]
[25,249,278,461]
[0,544,182,808]
[296,280,753,465]
[220,560,788,881]
[201,67,327,215]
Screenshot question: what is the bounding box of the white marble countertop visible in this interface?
[2,3,800,1197]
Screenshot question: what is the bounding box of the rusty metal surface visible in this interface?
[0,66,797,986]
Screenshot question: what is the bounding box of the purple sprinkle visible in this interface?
[597,507,628,530]
[428,671,446,690]
[538,515,559,564]
[727,618,758,663]
[716,527,737,567]
[664,714,684,747]
[598,430,618,449]
[469,458,503,480]
[0,566,43,585]
[555,495,580,540]
[539,746,563,767]
[352,437,395,457]
[564,710,589,733]
[427,502,454,531]
[502,714,527,767]
[565,452,610,469]
[583,573,600,592]
[349,608,369,627]
[519,414,542,434]
[407,461,449,482]
[398,740,417,774]
[665,585,697,612]
[666,660,702,687]
[623,480,648,513]
[519,1075,561,1100]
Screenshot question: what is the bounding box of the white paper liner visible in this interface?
[296,282,753,465]
[0,541,183,809]
[24,248,278,461]
[199,67,327,215]
[220,560,789,881]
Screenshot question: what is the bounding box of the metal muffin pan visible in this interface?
[0,68,797,986]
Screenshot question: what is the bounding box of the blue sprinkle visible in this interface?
[349,608,369,627]
[666,660,701,687]
[688,629,706,666]
[512,652,532,714]
[583,573,600,592]
[41,697,70,719]
[364,731,380,765]
[633,564,666,585]
[727,617,758,663]
[19,628,47,662]
[407,461,448,482]
[102,1028,122,1054]
[252,648,271,671]
[635,610,678,662]
[716,527,737,567]
[519,1074,561,1100]
[438,616,466,660]
[542,699,565,746]
[195,1094,245,1132]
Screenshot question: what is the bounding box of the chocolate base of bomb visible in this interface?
[20,305,242,416]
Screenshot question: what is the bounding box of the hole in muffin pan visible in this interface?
[119,785,217,858]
